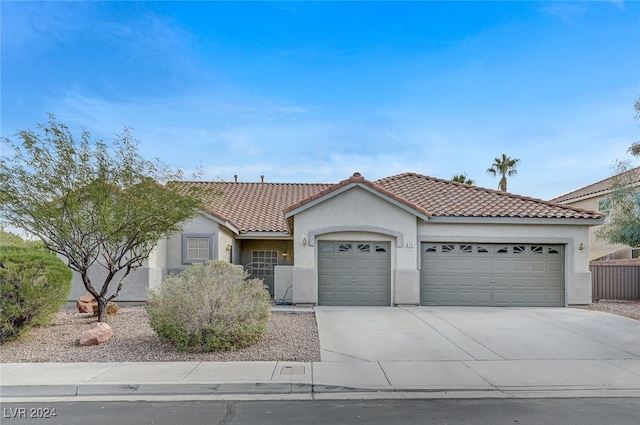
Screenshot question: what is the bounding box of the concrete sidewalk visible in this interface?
[2,307,640,400]
[2,359,640,399]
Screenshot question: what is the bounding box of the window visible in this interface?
[531,246,543,254]
[460,244,473,253]
[375,244,388,253]
[357,243,371,253]
[598,197,611,213]
[441,244,455,253]
[321,243,335,252]
[339,243,353,252]
[182,233,214,264]
[252,250,278,266]
[513,245,526,254]
[424,245,437,253]
[477,245,489,253]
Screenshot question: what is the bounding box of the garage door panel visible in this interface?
[335,291,355,302]
[421,243,564,307]
[494,260,510,272]
[528,260,546,272]
[335,274,355,286]
[547,261,563,272]
[511,260,527,272]
[318,258,335,269]
[526,277,545,288]
[319,292,335,302]
[458,259,476,271]
[318,241,391,306]
[354,291,373,303]
[474,260,494,272]
[335,258,355,269]
[374,292,390,303]
[372,259,390,269]
[547,277,563,289]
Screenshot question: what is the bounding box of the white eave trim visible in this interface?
[196,210,240,235]
[284,182,431,222]
[426,216,605,226]
[236,232,292,240]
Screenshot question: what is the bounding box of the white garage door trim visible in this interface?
[318,241,391,306]
[421,242,565,307]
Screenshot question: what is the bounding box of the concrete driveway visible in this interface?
[313,306,640,392]
[315,306,640,362]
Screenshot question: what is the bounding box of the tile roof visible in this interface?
[174,180,332,233]
[550,167,640,204]
[376,173,604,220]
[173,172,603,234]
[283,172,432,219]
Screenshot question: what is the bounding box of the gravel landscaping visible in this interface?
[582,300,640,321]
[2,301,638,363]
[0,306,321,363]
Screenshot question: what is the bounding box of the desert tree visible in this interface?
[487,153,520,192]
[597,95,640,247]
[0,115,203,322]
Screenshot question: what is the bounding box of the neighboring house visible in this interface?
[550,167,640,262]
[68,172,604,307]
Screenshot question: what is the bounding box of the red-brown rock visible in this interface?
[77,292,97,313]
[79,322,113,346]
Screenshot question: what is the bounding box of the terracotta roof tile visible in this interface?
[175,181,332,233]
[550,167,640,204]
[283,172,432,218]
[173,172,603,234]
[375,173,604,220]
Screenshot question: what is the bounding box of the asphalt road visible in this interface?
[2,398,639,425]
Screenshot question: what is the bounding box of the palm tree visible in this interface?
[452,173,475,185]
[487,154,520,192]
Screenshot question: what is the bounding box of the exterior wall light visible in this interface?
[302,237,307,247]
[578,242,585,252]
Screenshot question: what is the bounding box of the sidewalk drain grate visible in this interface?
[280,366,305,375]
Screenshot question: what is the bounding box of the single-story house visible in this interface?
[68,172,604,307]
[550,167,640,261]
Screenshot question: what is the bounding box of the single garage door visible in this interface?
[421,243,564,307]
[318,241,391,306]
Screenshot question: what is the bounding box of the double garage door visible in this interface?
[318,241,391,306]
[317,241,565,307]
[421,243,565,307]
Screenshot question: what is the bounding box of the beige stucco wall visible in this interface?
[417,220,593,305]
[165,214,221,274]
[291,186,420,305]
[288,183,596,306]
[564,196,629,260]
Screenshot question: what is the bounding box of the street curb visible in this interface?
[3,383,640,399]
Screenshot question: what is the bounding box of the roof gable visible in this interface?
[550,167,640,204]
[283,172,432,221]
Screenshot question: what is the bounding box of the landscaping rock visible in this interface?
[76,292,97,313]
[79,322,113,346]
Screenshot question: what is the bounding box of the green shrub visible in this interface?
[0,246,72,344]
[146,260,271,352]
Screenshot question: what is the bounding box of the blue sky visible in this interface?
[2,1,639,200]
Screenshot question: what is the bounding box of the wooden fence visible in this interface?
[590,262,640,300]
